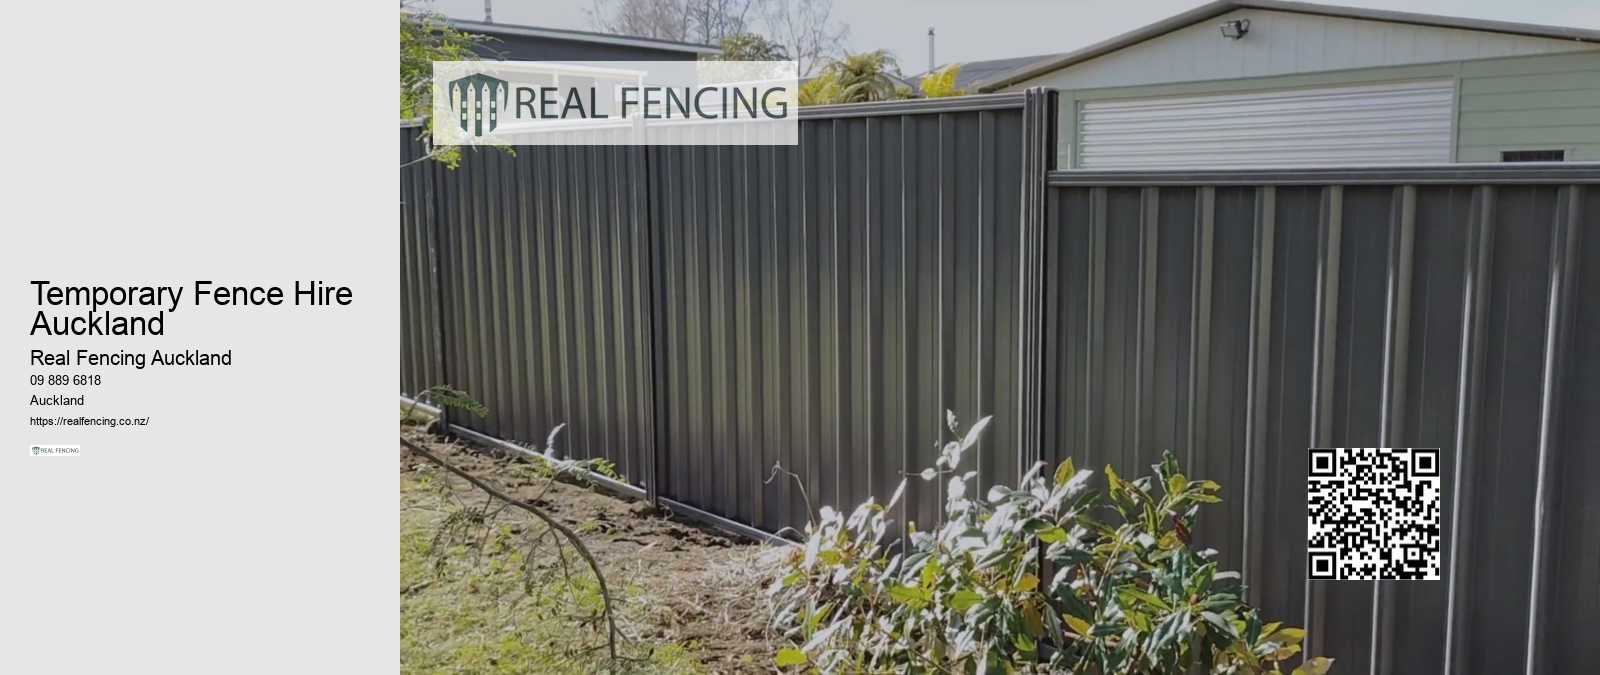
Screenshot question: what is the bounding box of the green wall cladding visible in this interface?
[1457,51,1600,161]
[1021,50,1600,167]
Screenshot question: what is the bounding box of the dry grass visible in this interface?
[400,429,786,673]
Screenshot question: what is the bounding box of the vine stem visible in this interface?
[400,435,620,663]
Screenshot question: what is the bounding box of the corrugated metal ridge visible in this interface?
[401,92,1030,129]
[798,92,1027,119]
[1048,164,1600,185]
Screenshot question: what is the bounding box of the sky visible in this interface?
[416,0,1600,74]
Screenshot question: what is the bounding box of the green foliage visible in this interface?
[919,65,965,98]
[800,50,910,105]
[400,10,482,119]
[587,457,627,484]
[400,8,485,168]
[769,414,1332,674]
[798,76,841,106]
[419,384,488,418]
[713,32,790,61]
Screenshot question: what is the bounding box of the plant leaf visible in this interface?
[1037,526,1068,543]
[887,479,907,509]
[960,415,993,450]
[1053,457,1077,487]
[1292,657,1335,675]
[949,589,983,611]
[1166,473,1188,496]
[1063,613,1092,637]
[775,647,809,666]
[888,584,932,607]
[1118,587,1171,611]
[1269,627,1306,645]
[921,558,942,588]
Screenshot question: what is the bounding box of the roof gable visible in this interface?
[981,0,1600,90]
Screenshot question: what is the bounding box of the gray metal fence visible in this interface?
[401,91,1054,536]
[401,93,1600,673]
[1041,169,1600,675]
[401,137,660,488]
[643,93,1054,532]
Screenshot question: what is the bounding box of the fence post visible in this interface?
[635,136,663,509]
[1017,87,1055,474]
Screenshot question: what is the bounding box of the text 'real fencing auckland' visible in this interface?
[431,60,799,146]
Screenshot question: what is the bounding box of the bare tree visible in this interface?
[765,0,848,76]
[590,0,846,75]
[590,0,765,45]
[684,0,763,44]
[588,0,691,41]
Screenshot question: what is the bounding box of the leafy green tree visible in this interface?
[713,31,789,60]
[797,75,841,105]
[400,8,484,168]
[919,64,965,98]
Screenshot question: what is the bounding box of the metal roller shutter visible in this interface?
[1077,79,1456,169]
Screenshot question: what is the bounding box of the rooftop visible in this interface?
[977,0,1600,91]
[446,18,721,56]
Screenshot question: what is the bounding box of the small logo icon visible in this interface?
[448,73,509,138]
[32,446,41,455]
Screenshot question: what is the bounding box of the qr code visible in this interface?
[1307,447,1441,581]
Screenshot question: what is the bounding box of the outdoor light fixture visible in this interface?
[1220,18,1250,39]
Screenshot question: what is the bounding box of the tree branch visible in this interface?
[400,436,620,663]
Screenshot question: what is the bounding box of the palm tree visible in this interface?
[815,50,904,104]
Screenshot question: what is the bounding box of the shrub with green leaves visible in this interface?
[769,413,1332,674]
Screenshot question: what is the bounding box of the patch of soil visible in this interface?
[401,428,787,672]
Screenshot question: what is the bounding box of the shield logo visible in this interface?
[448,73,509,138]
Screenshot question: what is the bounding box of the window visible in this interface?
[1501,150,1565,162]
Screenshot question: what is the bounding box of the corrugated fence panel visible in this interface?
[647,96,1039,532]
[1043,169,1599,675]
[1547,184,1600,673]
[399,129,442,396]
[400,138,658,489]
[401,100,1600,675]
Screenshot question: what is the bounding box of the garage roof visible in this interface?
[447,19,722,56]
[978,0,1600,91]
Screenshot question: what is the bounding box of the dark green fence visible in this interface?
[1041,170,1600,675]
[401,92,1600,673]
[401,91,1054,534]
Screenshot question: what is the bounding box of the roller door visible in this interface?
[1077,79,1456,169]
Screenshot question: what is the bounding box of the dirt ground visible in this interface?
[400,426,786,672]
